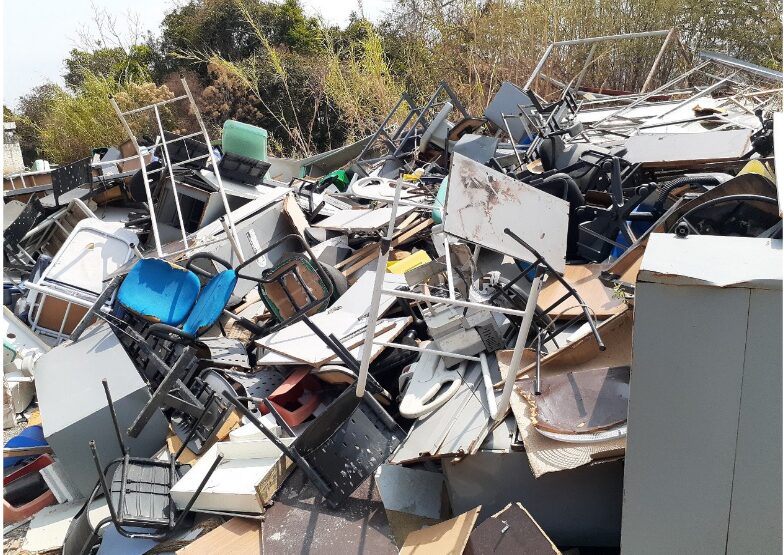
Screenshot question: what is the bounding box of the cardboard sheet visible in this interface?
[537,264,626,319]
[400,506,480,555]
[177,518,261,555]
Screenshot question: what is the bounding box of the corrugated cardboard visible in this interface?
[400,506,481,555]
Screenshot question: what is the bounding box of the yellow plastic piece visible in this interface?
[387,250,432,274]
[738,160,775,182]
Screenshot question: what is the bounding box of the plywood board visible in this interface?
[400,506,480,555]
[177,518,261,555]
[445,153,568,272]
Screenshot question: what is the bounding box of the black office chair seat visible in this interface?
[107,457,185,528]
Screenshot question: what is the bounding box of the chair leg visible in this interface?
[70,276,122,342]
[89,442,120,526]
[172,453,225,530]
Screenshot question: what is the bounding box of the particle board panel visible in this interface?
[624,129,753,168]
[465,502,560,555]
[445,153,569,273]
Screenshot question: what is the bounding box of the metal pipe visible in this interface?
[572,43,597,94]
[220,217,246,263]
[524,43,554,91]
[443,234,456,301]
[120,94,189,116]
[356,179,405,397]
[525,30,672,91]
[109,96,164,256]
[641,28,678,93]
[479,352,499,419]
[101,379,128,456]
[371,340,481,362]
[591,61,712,128]
[380,288,531,318]
[535,330,542,395]
[153,104,189,248]
[181,77,243,253]
[495,268,544,423]
[641,76,736,128]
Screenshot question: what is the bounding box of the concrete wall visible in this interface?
[4,122,25,175]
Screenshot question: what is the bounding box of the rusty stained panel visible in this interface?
[444,153,569,273]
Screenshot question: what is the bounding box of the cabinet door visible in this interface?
[622,283,749,555]
[727,289,782,554]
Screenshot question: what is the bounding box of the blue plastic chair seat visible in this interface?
[4,425,47,468]
[181,270,238,337]
[117,259,201,326]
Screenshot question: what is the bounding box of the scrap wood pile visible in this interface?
[2,31,782,554]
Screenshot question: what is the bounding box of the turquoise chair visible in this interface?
[140,253,238,344]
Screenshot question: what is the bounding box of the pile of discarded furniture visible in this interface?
[3,30,782,554]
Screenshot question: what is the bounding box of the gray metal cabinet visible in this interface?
[621,234,782,554]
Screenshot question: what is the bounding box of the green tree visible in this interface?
[64,44,157,90]
[6,83,61,165]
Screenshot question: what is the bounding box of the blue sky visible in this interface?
[2,0,390,107]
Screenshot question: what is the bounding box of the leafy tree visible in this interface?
[6,83,62,165]
[39,74,173,164]
[63,44,157,90]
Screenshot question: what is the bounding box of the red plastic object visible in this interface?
[259,366,322,427]
[3,455,57,523]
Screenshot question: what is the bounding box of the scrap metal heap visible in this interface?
[3,30,782,554]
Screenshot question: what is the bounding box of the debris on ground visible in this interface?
[2,29,781,554]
